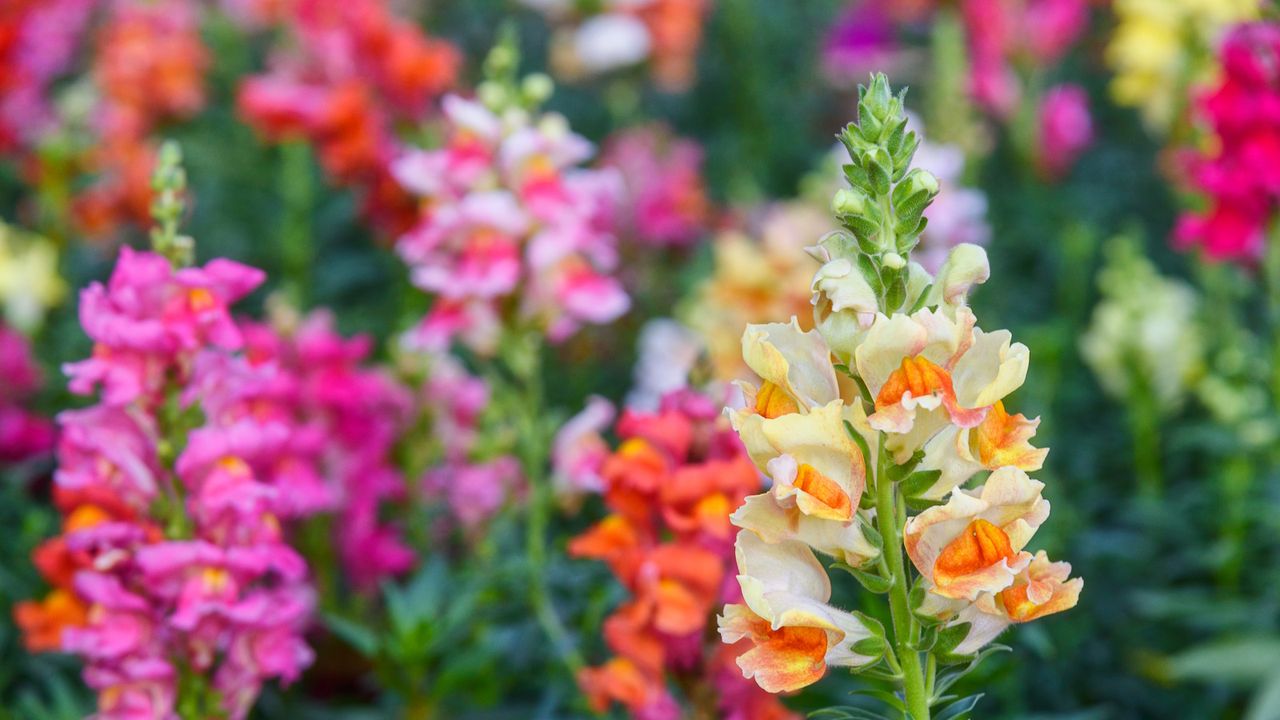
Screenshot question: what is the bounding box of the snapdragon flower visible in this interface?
[1175,21,1280,263]
[572,389,796,720]
[20,147,317,719]
[719,75,1080,718]
[392,57,630,353]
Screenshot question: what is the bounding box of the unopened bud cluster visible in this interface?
[824,74,940,313]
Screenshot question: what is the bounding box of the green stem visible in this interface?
[875,439,930,720]
[279,140,314,307]
[1128,385,1162,500]
[506,333,585,676]
[1217,454,1252,590]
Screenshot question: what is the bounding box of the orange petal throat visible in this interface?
[755,381,800,419]
[793,463,852,520]
[934,518,1015,585]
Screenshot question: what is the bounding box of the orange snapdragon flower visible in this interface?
[571,390,797,719]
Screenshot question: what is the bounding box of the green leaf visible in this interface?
[1246,672,1280,720]
[900,469,942,496]
[932,622,972,657]
[852,636,888,662]
[849,688,906,713]
[843,420,876,483]
[323,613,381,657]
[833,562,893,594]
[935,694,985,720]
[1162,638,1280,684]
[887,450,925,481]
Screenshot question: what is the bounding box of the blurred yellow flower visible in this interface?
[0,221,67,333]
[1106,0,1259,131]
[682,202,830,382]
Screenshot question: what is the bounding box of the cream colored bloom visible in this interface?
[904,467,1049,601]
[731,494,879,567]
[1080,236,1202,411]
[853,305,1029,460]
[732,400,866,517]
[0,222,66,333]
[719,532,876,692]
[740,318,840,416]
[917,401,1048,499]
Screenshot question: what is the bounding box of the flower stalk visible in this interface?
[717,74,1081,719]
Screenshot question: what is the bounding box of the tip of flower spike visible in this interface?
[148,140,194,267]
[819,74,935,315]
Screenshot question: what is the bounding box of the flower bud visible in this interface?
[926,243,990,308]
[882,252,906,270]
[832,188,870,218]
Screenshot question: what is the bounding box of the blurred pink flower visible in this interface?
[822,1,902,84]
[553,395,616,497]
[0,324,54,462]
[64,247,264,406]
[1036,84,1094,180]
[30,248,315,719]
[393,95,630,352]
[1176,22,1280,263]
[962,0,1089,117]
[599,125,711,249]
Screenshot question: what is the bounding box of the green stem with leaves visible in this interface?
[875,439,930,720]
[503,331,585,677]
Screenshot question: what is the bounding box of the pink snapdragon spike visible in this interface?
[599,125,712,249]
[239,310,417,589]
[1176,22,1280,263]
[64,246,264,407]
[1036,84,1094,180]
[31,248,319,719]
[0,324,54,462]
[393,94,630,354]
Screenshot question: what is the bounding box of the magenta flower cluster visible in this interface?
[1176,22,1280,263]
[54,247,315,719]
[0,323,54,463]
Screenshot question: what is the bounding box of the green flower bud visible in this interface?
[832,188,870,217]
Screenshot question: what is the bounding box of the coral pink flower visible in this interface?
[237,0,460,236]
[571,389,795,719]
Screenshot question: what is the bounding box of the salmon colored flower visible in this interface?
[856,306,1029,459]
[14,588,89,652]
[921,550,1082,655]
[573,389,795,719]
[918,400,1048,499]
[904,467,1049,601]
[719,533,876,693]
